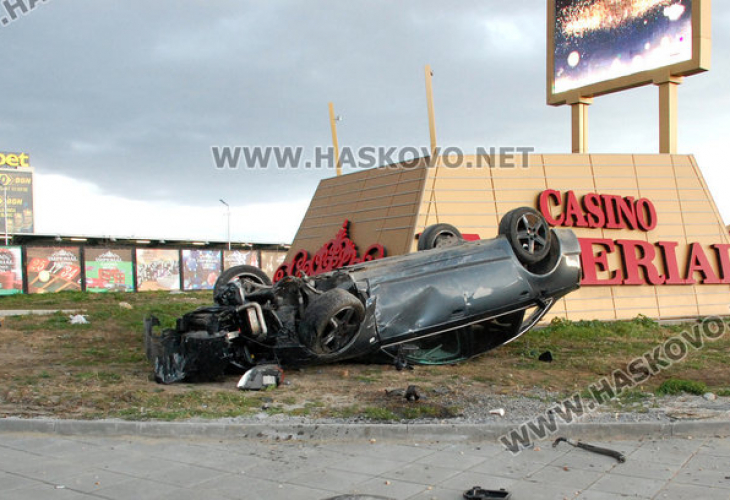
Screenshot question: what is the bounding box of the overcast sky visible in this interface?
[2,1,729,243]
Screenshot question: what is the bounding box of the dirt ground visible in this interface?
[1,292,729,421]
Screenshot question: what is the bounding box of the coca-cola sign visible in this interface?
[274,221,385,281]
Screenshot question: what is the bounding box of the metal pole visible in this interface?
[328,102,341,176]
[219,199,231,250]
[657,76,683,154]
[425,65,437,158]
[3,186,8,246]
[569,97,593,154]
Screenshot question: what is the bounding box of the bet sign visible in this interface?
[0,152,30,168]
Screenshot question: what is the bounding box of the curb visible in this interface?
[1,418,728,443]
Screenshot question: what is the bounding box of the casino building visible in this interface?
[280,153,730,322]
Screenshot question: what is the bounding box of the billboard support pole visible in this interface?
[656,76,683,154]
[3,186,7,245]
[328,102,342,176]
[425,65,438,158]
[569,97,592,154]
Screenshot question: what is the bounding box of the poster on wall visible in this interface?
[26,247,81,293]
[260,250,287,278]
[223,249,259,270]
[85,248,134,293]
[136,249,181,291]
[0,246,23,295]
[182,250,222,291]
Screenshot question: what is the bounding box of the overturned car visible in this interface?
[145,208,581,383]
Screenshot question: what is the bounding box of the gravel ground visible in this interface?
[190,393,730,427]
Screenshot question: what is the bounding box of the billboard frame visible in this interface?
[547,0,712,106]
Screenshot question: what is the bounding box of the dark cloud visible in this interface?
[0,1,728,216]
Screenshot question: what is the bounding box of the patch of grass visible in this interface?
[328,406,361,419]
[398,404,460,420]
[656,379,707,396]
[617,390,651,405]
[363,407,398,420]
[74,371,122,384]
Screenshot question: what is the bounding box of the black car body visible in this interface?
[145,208,581,383]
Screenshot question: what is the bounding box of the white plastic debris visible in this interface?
[69,314,89,325]
[704,392,717,401]
[118,302,133,310]
[489,408,506,417]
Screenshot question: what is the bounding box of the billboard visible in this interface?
[182,250,222,290]
[26,247,82,293]
[260,250,287,278]
[0,246,23,295]
[85,248,134,293]
[223,249,259,270]
[0,169,34,234]
[548,0,710,104]
[136,249,181,291]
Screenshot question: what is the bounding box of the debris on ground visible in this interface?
[405,385,421,402]
[385,388,406,398]
[68,314,89,325]
[489,408,505,417]
[553,437,626,463]
[118,302,133,310]
[538,351,553,362]
[237,364,283,391]
[463,486,512,499]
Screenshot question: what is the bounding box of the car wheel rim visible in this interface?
[515,213,548,255]
[433,231,458,248]
[319,306,360,353]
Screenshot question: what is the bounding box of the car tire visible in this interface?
[498,207,552,265]
[214,265,272,301]
[417,223,463,251]
[299,288,365,358]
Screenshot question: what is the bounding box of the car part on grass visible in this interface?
[417,223,464,251]
[405,385,421,402]
[552,437,627,463]
[394,344,417,371]
[144,207,581,383]
[463,486,512,499]
[538,350,553,362]
[237,364,283,390]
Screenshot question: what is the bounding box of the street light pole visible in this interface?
[219,199,230,250]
